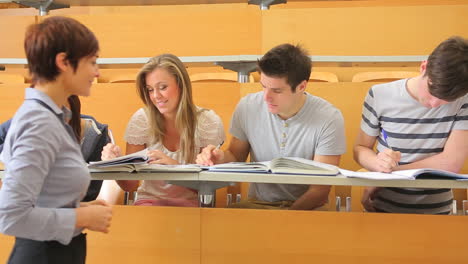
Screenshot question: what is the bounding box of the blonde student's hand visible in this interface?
[147,150,178,165]
[101,143,122,161]
[361,187,381,212]
[196,145,224,166]
[375,149,401,173]
[76,204,113,233]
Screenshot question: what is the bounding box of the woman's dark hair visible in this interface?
[67,95,81,141]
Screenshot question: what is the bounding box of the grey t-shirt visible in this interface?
[230,92,346,202]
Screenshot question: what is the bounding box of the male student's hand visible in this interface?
[361,187,381,212]
[147,150,178,165]
[375,149,401,173]
[101,143,122,161]
[196,145,224,166]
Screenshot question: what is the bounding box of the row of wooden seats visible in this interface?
[0,71,420,84]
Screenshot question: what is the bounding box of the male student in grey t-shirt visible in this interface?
[197,43,346,210]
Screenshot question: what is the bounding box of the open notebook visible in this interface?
[88,149,201,173]
[339,168,468,180]
[207,157,339,176]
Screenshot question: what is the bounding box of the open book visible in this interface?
[88,149,201,173]
[207,157,339,176]
[339,168,468,180]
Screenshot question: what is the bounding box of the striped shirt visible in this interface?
[361,79,468,214]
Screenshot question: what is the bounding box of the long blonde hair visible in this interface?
[136,54,198,163]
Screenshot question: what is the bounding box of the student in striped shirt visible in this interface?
[353,36,468,214]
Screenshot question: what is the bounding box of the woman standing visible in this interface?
[0,16,112,264]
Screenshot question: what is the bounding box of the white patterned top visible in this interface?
[124,107,225,202]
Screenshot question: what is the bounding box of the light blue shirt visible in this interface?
[0,88,90,245]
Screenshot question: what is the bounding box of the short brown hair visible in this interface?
[24,16,99,83]
[426,36,468,101]
[258,43,311,92]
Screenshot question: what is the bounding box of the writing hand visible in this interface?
[196,145,224,166]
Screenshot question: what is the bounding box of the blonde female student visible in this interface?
[102,54,225,207]
[0,16,112,264]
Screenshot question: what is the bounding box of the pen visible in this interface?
[381,129,400,166]
[215,141,224,150]
[108,128,115,145]
[381,129,393,150]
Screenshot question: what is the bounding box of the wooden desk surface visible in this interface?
[1,169,468,189]
[199,171,468,189]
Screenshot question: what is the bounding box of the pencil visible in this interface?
[108,128,115,145]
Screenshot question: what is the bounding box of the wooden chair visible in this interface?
[190,72,254,83]
[0,73,24,84]
[309,72,339,82]
[351,71,419,82]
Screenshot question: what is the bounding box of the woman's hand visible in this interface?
[101,143,122,160]
[76,203,113,233]
[147,150,178,165]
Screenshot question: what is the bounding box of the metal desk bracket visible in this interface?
[215,61,257,83]
[15,0,69,15]
[248,0,286,10]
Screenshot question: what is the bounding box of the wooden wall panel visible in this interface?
[201,209,468,264]
[87,206,201,264]
[0,16,35,58]
[58,7,261,58]
[0,206,201,264]
[0,84,26,122]
[3,207,468,264]
[192,82,240,147]
[0,233,13,263]
[80,83,143,150]
[262,4,468,55]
